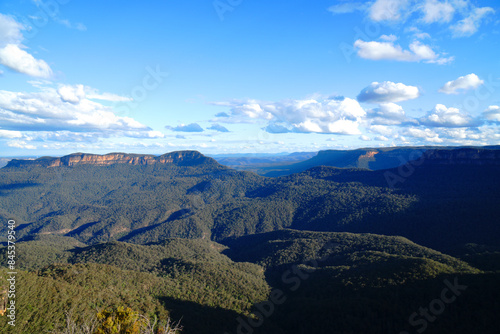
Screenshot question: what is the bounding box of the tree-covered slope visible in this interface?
[1,229,498,333]
[0,149,499,252]
[0,237,270,334]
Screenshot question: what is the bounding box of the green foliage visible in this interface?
[0,235,84,271]
[0,152,499,333]
[223,229,476,274]
[0,264,171,334]
[96,306,142,334]
[1,157,498,252]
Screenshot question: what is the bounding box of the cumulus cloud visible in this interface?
[380,34,398,42]
[402,127,443,143]
[367,103,409,125]
[419,104,480,127]
[0,14,53,78]
[369,0,410,22]
[438,73,484,94]
[420,0,455,23]
[438,128,480,141]
[369,124,394,136]
[56,84,132,103]
[58,84,86,104]
[333,0,494,38]
[358,82,420,103]
[0,129,22,138]
[214,97,366,135]
[0,13,23,44]
[359,135,372,141]
[483,106,500,122]
[166,123,204,132]
[0,44,53,78]
[7,140,36,149]
[408,27,431,39]
[353,39,454,64]
[0,84,150,133]
[451,6,495,37]
[207,124,229,132]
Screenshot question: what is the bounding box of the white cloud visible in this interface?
[358,82,420,103]
[420,0,455,23]
[7,140,36,149]
[354,40,454,64]
[58,84,86,104]
[20,131,102,143]
[419,104,479,127]
[86,92,132,102]
[451,6,495,37]
[0,85,150,133]
[214,97,366,135]
[369,0,410,22]
[354,40,414,61]
[439,128,468,139]
[402,127,443,143]
[0,14,53,78]
[0,13,23,44]
[359,135,372,141]
[367,103,409,125]
[333,0,495,40]
[375,135,389,141]
[439,73,484,94]
[56,84,132,103]
[369,124,394,136]
[217,100,273,121]
[0,44,53,78]
[416,32,431,39]
[380,34,398,42]
[407,27,432,39]
[0,129,22,138]
[483,105,500,122]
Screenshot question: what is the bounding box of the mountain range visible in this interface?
[0,146,499,333]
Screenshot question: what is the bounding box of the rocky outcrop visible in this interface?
[421,148,500,165]
[6,151,215,168]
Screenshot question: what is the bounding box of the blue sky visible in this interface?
[0,0,499,156]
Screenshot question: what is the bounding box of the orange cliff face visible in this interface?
[53,153,158,167]
[359,151,378,159]
[5,151,213,168]
[357,151,378,169]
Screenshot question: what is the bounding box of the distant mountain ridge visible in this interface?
[5,146,500,171]
[422,147,500,165]
[5,150,215,168]
[262,146,500,176]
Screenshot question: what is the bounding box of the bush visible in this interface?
[51,307,182,334]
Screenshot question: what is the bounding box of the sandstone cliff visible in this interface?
[6,150,214,168]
